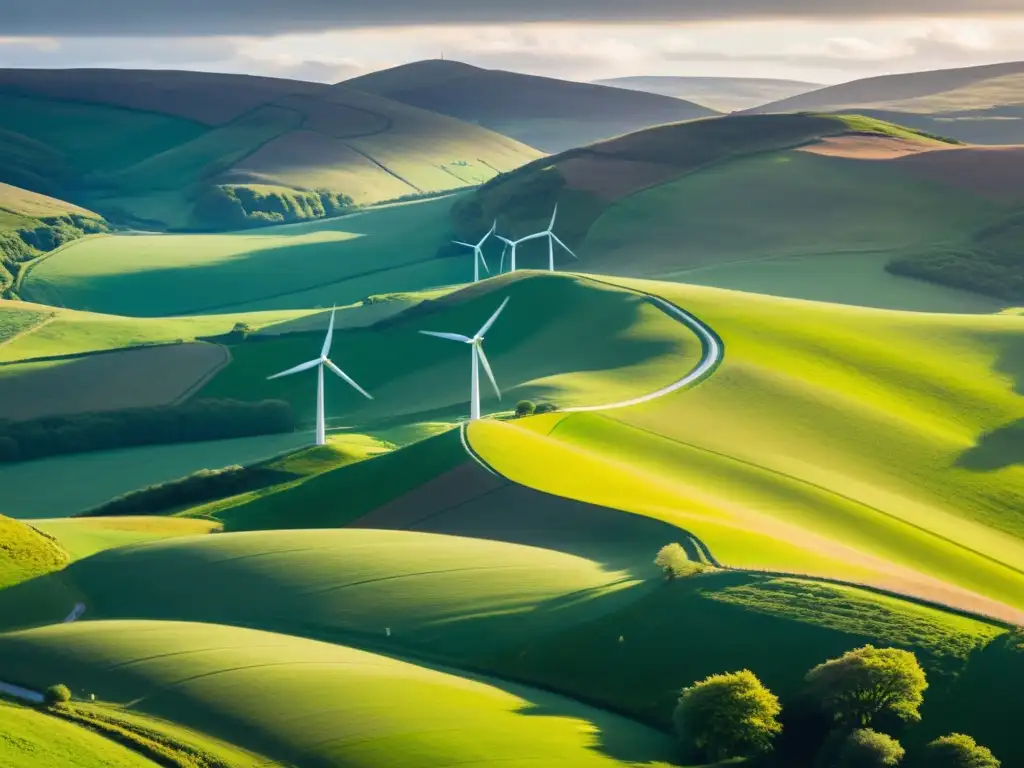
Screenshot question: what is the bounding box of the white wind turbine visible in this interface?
[266,307,372,446]
[419,297,509,421]
[528,204,578,272]
[452,220,495,283]
[494,234,533,274]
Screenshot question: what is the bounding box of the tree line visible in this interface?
[673,641,1000,768]
[0,399,295,463]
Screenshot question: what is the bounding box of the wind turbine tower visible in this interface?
[452,220,495,282]
[267,308,373,446]
[419,297,509,420]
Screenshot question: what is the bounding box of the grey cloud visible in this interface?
[3,0,1023,36]
[0,37,236,68]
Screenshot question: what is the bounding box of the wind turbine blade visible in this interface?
[548,204,558,231]
[551,233,578,260]
[477,248,489,274]
[516,232,546,244]
[499,243,507,273]
[419,330,473,343]
[267,358,320,380]
[477,220,496,248]
[453,240,475,249]
[477,345,501,400]
[477,296,510,338]
[321,307,336,357]
[324,358,373,400]
[495,235,514,246]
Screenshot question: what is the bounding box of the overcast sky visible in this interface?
[2,1,1023,85]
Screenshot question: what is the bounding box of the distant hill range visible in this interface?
[592,76,822,112]
[343,59,718,152]
[0,68,541,231]
[750,60,1024,144]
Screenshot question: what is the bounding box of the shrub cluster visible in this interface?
[887,211,1024,302]
[44,683,71,706]
[654,543,712,579]
[0,398,295,463]
[193,185,355,230]
[82,463,292,517]
[672,645,999,768]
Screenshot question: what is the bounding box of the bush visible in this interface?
[805,645,927,729]
[654,543,709,579]
[515,400,536,417]
[534,402,558,414]
[44,683,71,706]
[824,729,904,768]
[82,464,291,517]
[922,734,1000,768]
[673,669,782,762]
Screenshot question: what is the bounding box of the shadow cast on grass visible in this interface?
[957,334,1024,471]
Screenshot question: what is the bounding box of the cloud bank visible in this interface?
[5,0,1024,36]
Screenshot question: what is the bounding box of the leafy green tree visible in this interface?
[805,645,927,728]
[923,734,1000,768]
[673,669,782,762]
[827,729,904,768]
[534,402,558,414]
[515,400,536,417]
[654,543,708,580]
[44,683,71,706]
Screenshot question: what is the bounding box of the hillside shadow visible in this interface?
[956,334,1024,471]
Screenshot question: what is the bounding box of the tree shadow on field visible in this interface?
[956,334,1024,471]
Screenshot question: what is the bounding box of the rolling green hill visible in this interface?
[454,113,1022,309]
[458,277,1024,626]
[196,272,702,431]
[751,60,1024,144]
[0,68,541,231]
[592,76,823,113]
[0,619,676,768]
[345,59,718,152]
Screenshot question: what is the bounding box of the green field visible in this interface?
[0,300,317,361]
[0,432,314,519]
[0,620,676,768]
[21,196,466,315]
[0,700,157,768]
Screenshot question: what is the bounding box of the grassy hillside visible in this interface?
[593,76,823,112]
[31,517,220,561]
[0,514,67,589]
[751,61,1024,144]
[0,700,159,768]
[21,196,463,316]
[196,273,702,431]
[0,620,676,768]
[0,300,316,361]
[455,112,1020,309]
[464,277,1024,625]
[0,181,109,296]
[0,68,541,230]
[345,58,718,152]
